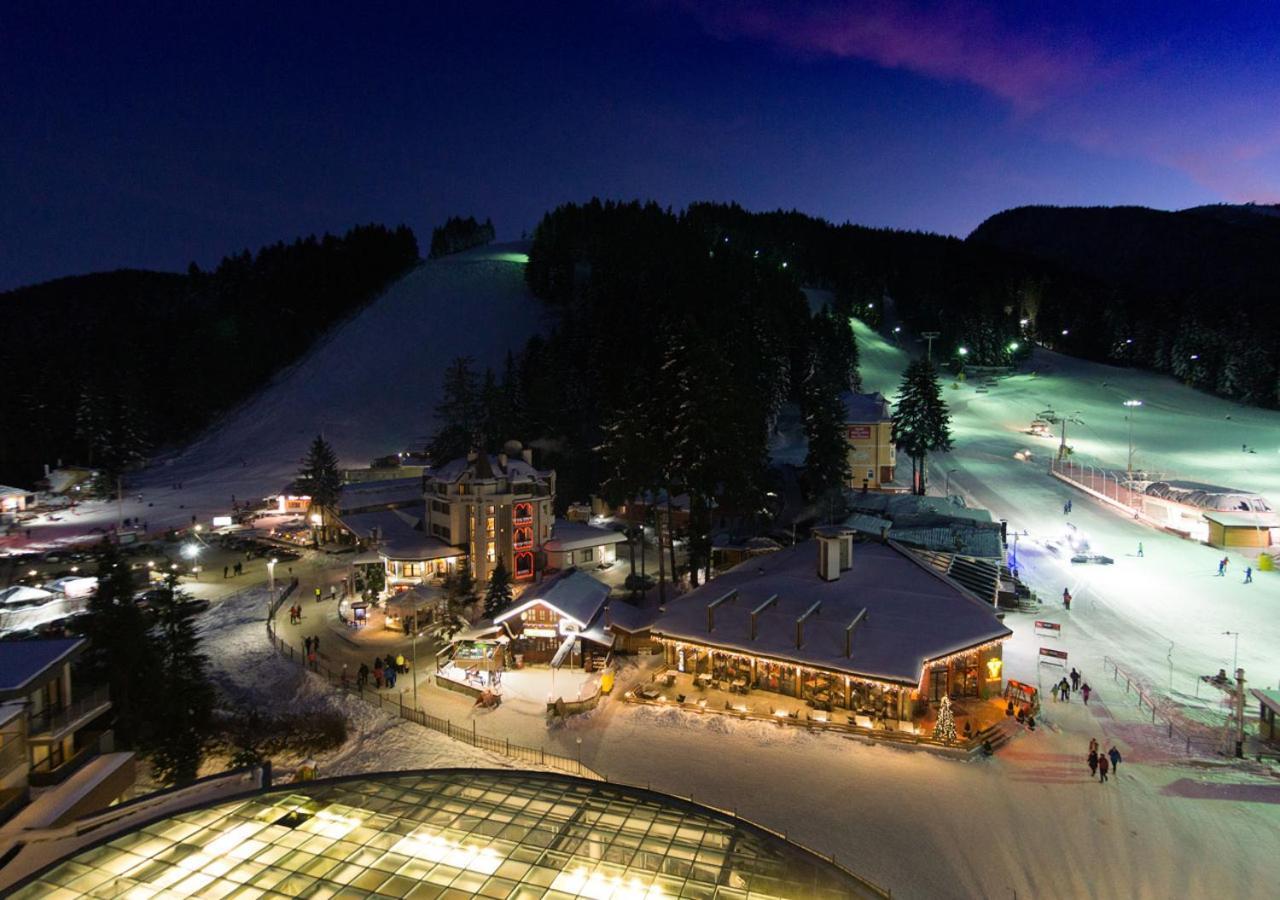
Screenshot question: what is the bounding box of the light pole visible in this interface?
[268,557,278,597]
[944,468,959,498]
[1222,631,1239,674]
[1123,400,1142,476]
[922,331,940,362]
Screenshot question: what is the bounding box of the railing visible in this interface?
[1101,656,1224,757]
[28,686,111,738]
[265,618,603,780]
[28,732,108,787]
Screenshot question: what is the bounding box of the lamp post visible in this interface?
[268,557,278,598]
[1123,400,1142,476]
[944,468,959,498]
[922,331,940,362]
[1222,631,1239,674]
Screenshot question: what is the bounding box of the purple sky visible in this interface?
[2,1,1277,290]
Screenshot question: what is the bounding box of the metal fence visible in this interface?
[1101,656,1224,757]
[264,616,604,781]
[1049,459,1160,511]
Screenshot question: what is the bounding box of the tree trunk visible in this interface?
[656,506,667,606]
[666,495,678,587]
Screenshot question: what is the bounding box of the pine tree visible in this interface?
[801,385,852,503]
[449,557,476,604]
[933,695,957,743]
[892,360,953,495]
[149,574,215,785]
[299,435,342,539]
[482,558,513,619]
[82,540,159,750]
[429,357,481,462]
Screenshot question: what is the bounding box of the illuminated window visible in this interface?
[514,550,534,579]
[513,502,533,524]
[486,516,495,538]
[486,541,496,562]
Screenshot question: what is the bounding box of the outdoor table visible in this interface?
[731,677,746,691]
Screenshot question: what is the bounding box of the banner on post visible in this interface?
[1034,620,1062,637]
[1038,647,1068,666]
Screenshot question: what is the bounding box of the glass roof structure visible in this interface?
[12,770,877,899]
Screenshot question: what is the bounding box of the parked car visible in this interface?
[1071,554,1115,565]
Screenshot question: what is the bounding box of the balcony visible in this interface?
[28,686,112,743]
[28,731,110,787]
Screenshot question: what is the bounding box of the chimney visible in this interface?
[795,601,821,649]
[522,447,533,465]
[749,594,778,640]
[498,452,508,470]
[816,532,840,581]
[839,532,854,571]
[706,589,737,633]
[467,449,478,463]
[844,608,867,658]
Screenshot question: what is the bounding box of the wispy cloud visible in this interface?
[680,0,1280,202]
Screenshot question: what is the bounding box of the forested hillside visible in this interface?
[0,224,419,485]
[970,204,1280,406]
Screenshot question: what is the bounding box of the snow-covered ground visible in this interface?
[198,585,534,777]
[4,243,540,554]
[851,319,1280,697]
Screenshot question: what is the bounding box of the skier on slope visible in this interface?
[1062,588,1072,610]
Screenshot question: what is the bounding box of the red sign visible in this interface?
[846,425,872,441]
[1039,647,1068,660]
[1035,621,1060,632]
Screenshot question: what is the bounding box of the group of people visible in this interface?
[355,654,409,690]
[286,604,304,625]
[1053,667,1093,704]
[1088,737,1122,782]
[223,562,245,578]
[1004,701,1036,730]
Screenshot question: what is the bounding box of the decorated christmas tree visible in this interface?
[933,695,957,743]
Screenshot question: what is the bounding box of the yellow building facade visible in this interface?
[842,392,896,490]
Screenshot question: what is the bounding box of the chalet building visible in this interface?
[0,485,35,520]
[651,528,1011,732]
[329,478,460,584]
[494,570,615,668]
[424,442,555,585]
[1,639,132,826]
[542,521,626,571]
[842,391,898,491]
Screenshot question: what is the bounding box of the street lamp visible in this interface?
[944,468,959,497]
[957,346,969,357]
[1123,399,1142,475]
[1222,631,1239,674]
[268,557,278,597]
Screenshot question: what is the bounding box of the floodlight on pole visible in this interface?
[922,331,941,362]
[1123,399,1142,475]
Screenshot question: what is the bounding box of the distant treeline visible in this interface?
[0,224,419,485]
[970,204,1280,407]
[687,201,1280,408]
[429,216,495,258]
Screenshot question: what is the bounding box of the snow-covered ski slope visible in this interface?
[78,244,540,533]
[854,319,1280,691]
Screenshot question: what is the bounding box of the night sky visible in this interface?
[4,1,1278,290]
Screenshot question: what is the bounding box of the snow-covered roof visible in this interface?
[336,477,422,513]
[544,521,626,552]
[0,484,32,496]
[0,585,55,605]
[429,452,551,485]
[652,540,1010,686]
[494,569,610,629]
[841,391,892,424]
[0,638,85,696]
[847,492,994,524]
[1201,510,1280,528]
[337,508,460,561]
[1143,481,1273,513]
[605,600,658,634]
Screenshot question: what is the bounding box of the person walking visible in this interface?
[223,565,229,579]
[1244,566,1253,584]
[314,586,322,603]
[1088,749,1099,779]
[1063,588,1072,610]
[1098,753,1110,783]
[373,659,384,688]
[303,636,312,655]
[1217,557,1228,577]
[1060,679,1071,703]
[1081,682,1092,705]
[1108,745,1122,775]
[358,662,369,688]
[1070,668,1081,692]
[1137,542,1144,558]
[1089,737,1098,756]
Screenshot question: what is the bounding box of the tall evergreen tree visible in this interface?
[892,360,953,495]
[482,558,513,619]
[801,385,852,504]
[428,357,481,462]
[82,540,158,750]
[299,436,342,540]
[149,574,215,785]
